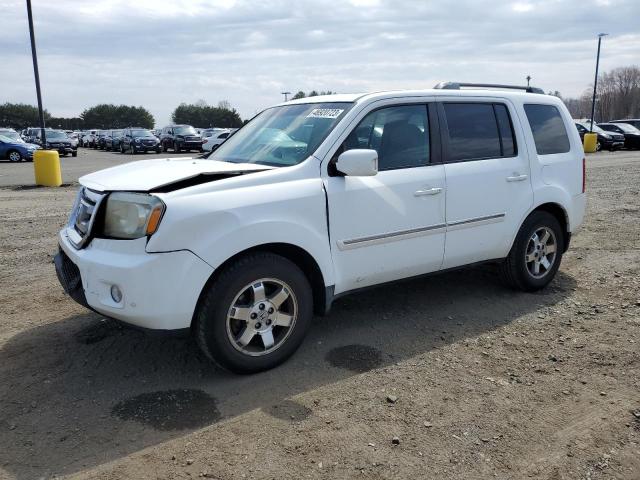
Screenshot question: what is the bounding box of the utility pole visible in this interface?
[281,92,291,102]
[526,75,531,87]
[26,0,46,145]
[589,33,608,132]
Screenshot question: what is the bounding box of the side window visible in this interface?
[219,132,229,139]
[575,124,587,134]
[342,105,429,171]
[494,104,516,157]
[524,104,570,155]
[443,103,501,161]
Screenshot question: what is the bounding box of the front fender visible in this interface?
[146,177,334,287]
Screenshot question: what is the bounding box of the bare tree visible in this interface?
[564,65,640,121]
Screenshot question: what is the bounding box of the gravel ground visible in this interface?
[0,149,639,480]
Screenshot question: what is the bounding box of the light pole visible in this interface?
[281,92,291,102]
[26,0,46,145]
[526,75,531,87]
[589,33,608,132]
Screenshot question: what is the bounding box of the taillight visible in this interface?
[582,157,586,193]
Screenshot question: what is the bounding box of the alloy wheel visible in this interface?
[525,227,557,278]
[226,278,298,357]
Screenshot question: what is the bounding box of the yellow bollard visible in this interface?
[33,150,62,187]
[583,133,598,153]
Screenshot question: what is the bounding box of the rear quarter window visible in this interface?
[524,104,570,155]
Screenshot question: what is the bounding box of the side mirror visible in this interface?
[335,149,378,177]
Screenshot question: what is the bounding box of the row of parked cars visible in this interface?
[574,118,640,151]
[78,125,237,155]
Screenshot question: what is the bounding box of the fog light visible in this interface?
[110,285,123,303]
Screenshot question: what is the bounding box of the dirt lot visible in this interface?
[0,149,639,480]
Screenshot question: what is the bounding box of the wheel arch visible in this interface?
[192,242,331,329]
[513,202,570,254]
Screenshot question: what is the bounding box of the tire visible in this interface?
[162,141,168,153]
[174,141,180,153]
[195,252,313,374]
[596,141,602,151]
[499,211,564,292]
[155,147,161,154]
[130,145,136,155]
[120,144,125,154]
[8,150,23,162]
[72,151,77,158]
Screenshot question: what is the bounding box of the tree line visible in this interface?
[562,65,640,121]
[0,101,244,131]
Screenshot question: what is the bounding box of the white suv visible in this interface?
[55,84,586,373]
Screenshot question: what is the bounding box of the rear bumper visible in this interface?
[570,192,586,234]
[55,230,214,330]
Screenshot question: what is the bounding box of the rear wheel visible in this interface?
[499,211,564,292]
[8,150,23,162]
[195,252,312,373]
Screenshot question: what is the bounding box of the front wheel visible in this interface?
[195,252,313,374]
[173,141,180,153]
[499,211,564,292]
[8,150,23,162]
[72,151,77,157]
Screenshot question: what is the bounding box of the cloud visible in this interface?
[1,0,638,126]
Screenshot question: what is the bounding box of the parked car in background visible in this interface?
[610,118,640,130]
[574,121,624,151]
[0,133,40,162]
[34,129,77,157]
[95,130,110,150]
[160,124,203,152]
[120,127,161,154]
[22,127,41,144]
[104,129,124,151]
[597,122,640,150]
[82,129,98,148]
[65,131,80,148]
[54,85,586,373]
[202,128,234,152]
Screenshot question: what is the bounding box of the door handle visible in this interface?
[506,174,528,182]
[414,187,443,196]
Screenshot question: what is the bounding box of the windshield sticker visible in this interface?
[307,108,344,119]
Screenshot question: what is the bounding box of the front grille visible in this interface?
[69,187,106,248]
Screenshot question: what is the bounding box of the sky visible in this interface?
[1,0,639,127]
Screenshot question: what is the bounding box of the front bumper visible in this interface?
[178,141,203,150]
[55,229,214,330]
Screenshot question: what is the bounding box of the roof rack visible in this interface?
[434,82,545,95]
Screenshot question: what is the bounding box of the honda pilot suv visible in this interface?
[160,124,203,152]
[55,84,586,373]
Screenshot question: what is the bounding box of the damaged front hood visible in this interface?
[79,157,274,192]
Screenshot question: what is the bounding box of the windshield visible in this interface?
[45,131,68,140]
[0,131,21,142]
[610,123,639,133]
[208,102,351,166]
[131,129,155,138]
[174,126,196,135]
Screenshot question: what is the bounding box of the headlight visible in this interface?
[103,192,165,239]
[134,138,141,144]
[601,133,611,139]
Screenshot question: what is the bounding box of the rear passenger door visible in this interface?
[439,100,533,268]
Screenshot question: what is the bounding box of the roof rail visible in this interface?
[434,82,545,95]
